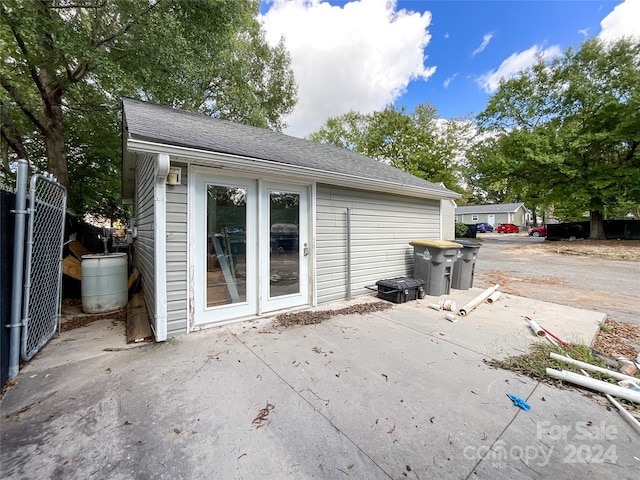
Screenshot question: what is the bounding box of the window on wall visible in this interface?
[472,214,478,221]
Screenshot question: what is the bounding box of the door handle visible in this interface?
[303,243,309,256]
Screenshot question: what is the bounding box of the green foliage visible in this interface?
[308,103,473,193]
[1,0,297,221]
[487,342,613,385]
[455,222,469,238]
[473,37,640,239]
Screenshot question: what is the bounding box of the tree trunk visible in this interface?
[40,66,69,190]
[589,210,606,240]
[44,103,69,189]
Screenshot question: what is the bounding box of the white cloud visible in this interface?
[599,0,640,42]
[476,44,562,94]
[472,32,494,56]
[443,73,458,88]
[577,28,589,37]
[260,0,435,137]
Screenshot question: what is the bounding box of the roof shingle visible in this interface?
[122,98,457,199]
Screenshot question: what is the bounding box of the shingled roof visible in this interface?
[455,203,526,214]
[122,98,458,201]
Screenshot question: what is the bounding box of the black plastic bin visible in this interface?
[451,240,482,290]
[369,277,425,304]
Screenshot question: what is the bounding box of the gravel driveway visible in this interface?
[472,234,639,328]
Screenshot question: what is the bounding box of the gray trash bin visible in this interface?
[410,240,462,296]
[451,240,482,290]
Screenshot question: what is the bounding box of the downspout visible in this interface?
[8,160,28,379]
[346,207,352,299]
[154,153,170,341]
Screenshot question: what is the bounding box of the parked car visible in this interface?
[497,223,519,233]
[476,222,494,233]
[528,226,547,237]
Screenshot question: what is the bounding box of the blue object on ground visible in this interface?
[507,393,531,411]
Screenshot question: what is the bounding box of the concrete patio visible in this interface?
[1,288,638,479]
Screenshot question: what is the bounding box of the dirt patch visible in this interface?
[480,270,565,295]
[60,298,127,332]
[514,239,640,261]
[276,301,393,327]
[593,318,640,359]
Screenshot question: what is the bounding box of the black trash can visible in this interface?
[451,240,482,290]
[410,240,462,296]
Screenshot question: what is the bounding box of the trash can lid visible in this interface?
[453,240,482,248]
[410,240,462,249]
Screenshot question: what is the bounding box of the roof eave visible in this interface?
[125,138,460,201]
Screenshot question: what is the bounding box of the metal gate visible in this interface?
[21,174,66,361]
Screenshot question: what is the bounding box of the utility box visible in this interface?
[451,240,482,290]
[410,240,462,296]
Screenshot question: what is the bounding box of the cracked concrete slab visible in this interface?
[1,292,637,479]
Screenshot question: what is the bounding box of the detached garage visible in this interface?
[121,98,460,340]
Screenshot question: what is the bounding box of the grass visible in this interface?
[598,321,613,333]
[487,342,640,411]
[486,342,619,386]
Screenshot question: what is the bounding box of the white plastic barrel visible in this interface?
[81,253,128,313]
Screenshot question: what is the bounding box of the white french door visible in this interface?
[193,173,257,324]
[259,182,310,313]
[193,172,310,325]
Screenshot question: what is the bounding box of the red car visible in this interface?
[497,223,519,233]
[528,226,547,237]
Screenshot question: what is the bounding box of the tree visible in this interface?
[476,37,640,239]
[309,103,473,193]
[1,0,297,219]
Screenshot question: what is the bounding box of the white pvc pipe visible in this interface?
[486,291,502,304]
[577,367,640,435]
[458,284,500,317]
[550,352,640,383]
[528,319,546,337]
[546,368,640,403]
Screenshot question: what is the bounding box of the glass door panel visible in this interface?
[206,185,247,307]
[260,183,309,313]
[269,192,300,298]
[193,172,256,325]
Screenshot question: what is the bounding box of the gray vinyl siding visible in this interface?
[165,162,188,336]
[134,153,156,322]
[316,185,441,304]
[457,210,526,227]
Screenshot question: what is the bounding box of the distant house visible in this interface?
[455,203,529,228]
[121,98,460,340]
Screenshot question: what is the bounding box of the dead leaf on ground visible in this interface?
[276,301,393,327]
[594,318,640,359]
[252,402,275,428]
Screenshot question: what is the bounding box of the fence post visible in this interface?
[9,160,28,379]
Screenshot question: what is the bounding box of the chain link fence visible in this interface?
[21,174,66,361]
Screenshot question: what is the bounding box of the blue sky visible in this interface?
[259,0,639,137]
